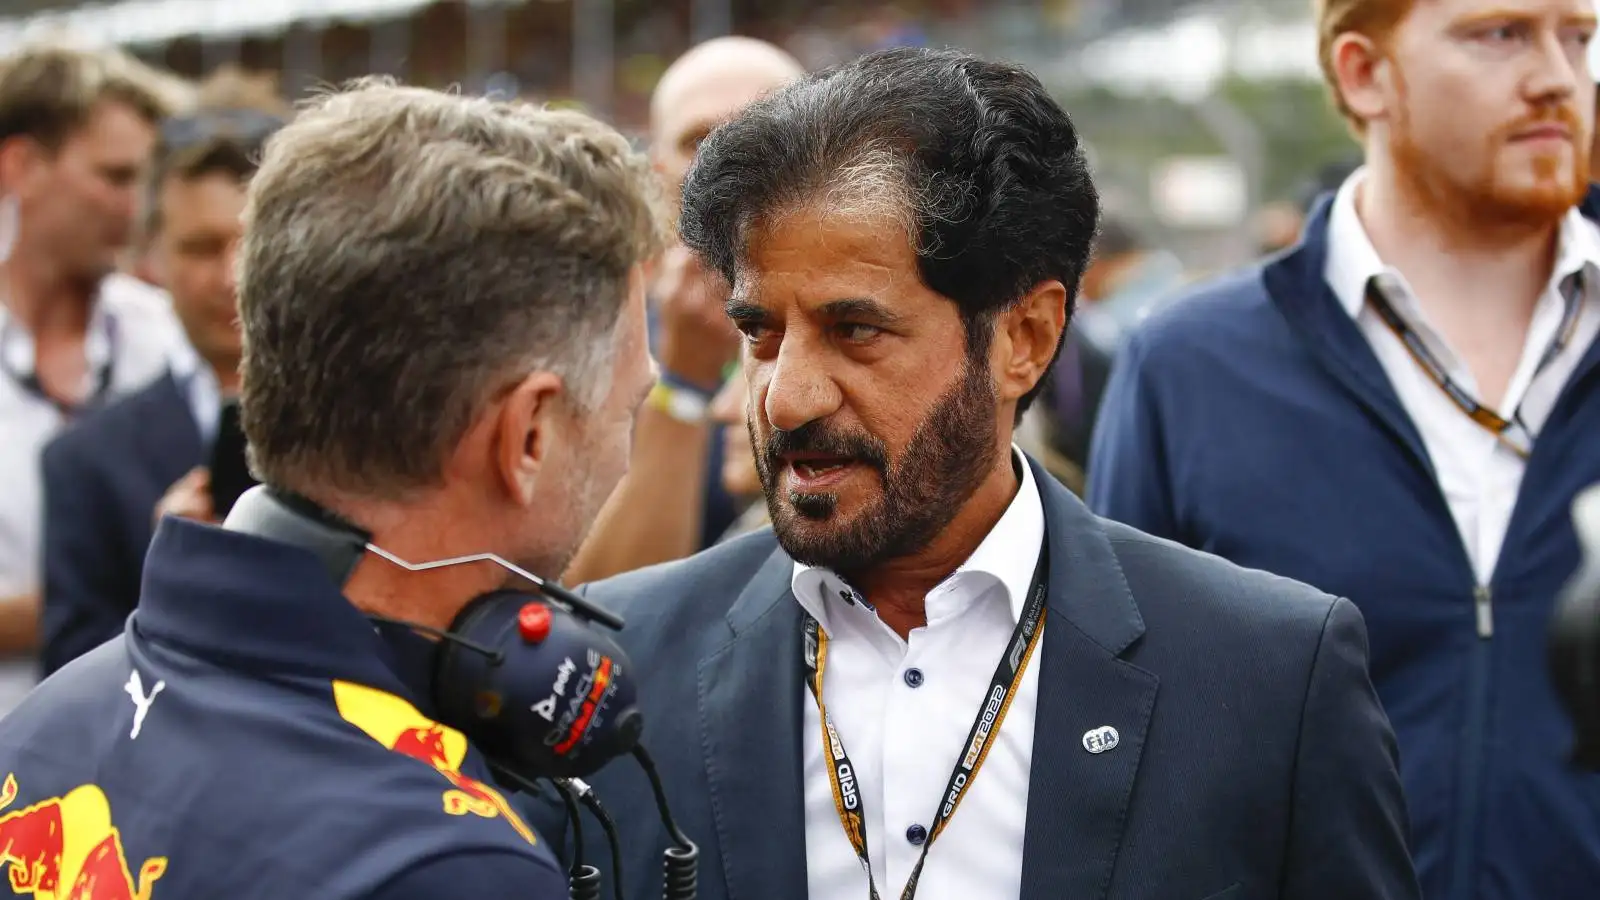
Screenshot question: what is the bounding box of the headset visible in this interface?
[223,485,698,900]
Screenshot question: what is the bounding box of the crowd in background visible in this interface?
[0,8,1559,702]
[2,0,1600,895]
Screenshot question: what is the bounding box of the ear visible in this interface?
[490,370,569,507]
[0,136,44,197]
[994,280,1067,407]
[1331,31,1393,125]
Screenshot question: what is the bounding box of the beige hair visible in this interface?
[145,67,293,237]
[237,78,667,498]
[192,65,292,118]
[0,40,187,149]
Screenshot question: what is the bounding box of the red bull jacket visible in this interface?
[0,517,568,899]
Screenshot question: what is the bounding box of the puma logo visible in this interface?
[124,670,165,740]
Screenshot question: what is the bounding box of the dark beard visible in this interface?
[753,360,999,576]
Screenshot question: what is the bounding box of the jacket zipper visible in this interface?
[1450,583,1494,899]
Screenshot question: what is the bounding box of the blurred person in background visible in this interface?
[1022,215,1182,491]
[1089,0,1600,895]
[707,363,771,543]
[1253,200,1306,255]
[562,35,802,583]
[38,67,290,676]
[1070,215,1187,355]
[120,68,196,287]
[0,42,185,708]
[543,47,1417,900]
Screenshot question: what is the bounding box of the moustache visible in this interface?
[761,421,890,476]
[1501,105,1583,141]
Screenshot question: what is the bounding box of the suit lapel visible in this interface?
[1022,459,1159,900]
[140,370,204,472]
[697,548,808,900]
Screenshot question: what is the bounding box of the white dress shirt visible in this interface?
[0,272,182,710]
[1325,170,1600,586]
[794,446,1045,900]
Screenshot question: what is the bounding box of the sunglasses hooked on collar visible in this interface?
[159,108,286,153]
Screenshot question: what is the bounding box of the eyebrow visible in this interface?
[725,298,767,324]
[724,296,910,330]
[1455,9,1597,27]
[817,298,907,328]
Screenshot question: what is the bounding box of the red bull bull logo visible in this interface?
[332,681,538,846]
[0,774,165,900]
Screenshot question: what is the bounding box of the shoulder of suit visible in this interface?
[42,372,173,468]
[580,528,782,623]
[1099,517,1339,634]
[1120,264,1277,358]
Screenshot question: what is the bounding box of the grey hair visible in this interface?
[237,77,666,499]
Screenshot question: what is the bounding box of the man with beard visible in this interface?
[538,47,1420,900]
[1088,0,1600,897]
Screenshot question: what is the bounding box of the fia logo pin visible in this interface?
[1082,725,1120,754]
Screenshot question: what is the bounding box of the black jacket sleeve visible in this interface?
[40,434,137,676]
[1282,598,1422,899]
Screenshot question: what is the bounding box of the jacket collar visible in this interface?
[1262,185,1600,486]
[1324,171,1600,321]
[134,517,419,701]
[700,454,1151,900]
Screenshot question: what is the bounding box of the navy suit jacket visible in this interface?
[39,370,202,676]
[543,456,1422,900]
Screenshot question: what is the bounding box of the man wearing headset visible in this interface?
[0,81,662,897]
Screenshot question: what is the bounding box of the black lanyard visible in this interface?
[1364,274,1585,459]
[801,541,1049,900]
[0,316,117,418]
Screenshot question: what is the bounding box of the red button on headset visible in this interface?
[518,602,553,643]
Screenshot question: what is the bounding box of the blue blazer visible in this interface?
[39,370,202,676]
[0,518,568,898]
[544,456,1421,900]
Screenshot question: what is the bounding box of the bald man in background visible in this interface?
[563,37,802,584]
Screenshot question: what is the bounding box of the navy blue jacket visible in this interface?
[1087,192,1600,899]
[40,370,203,676]
[535,456,1420,900]
[0,518,566,898]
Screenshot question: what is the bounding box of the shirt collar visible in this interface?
[1326,166,1600,320]
[790,445,1046,633]
[0,299,117,379]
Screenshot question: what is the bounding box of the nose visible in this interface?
[1527,30,1582,103]
[761,338,842,433]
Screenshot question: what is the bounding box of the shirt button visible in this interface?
[903,668,924,689]
[906,823,928,846]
